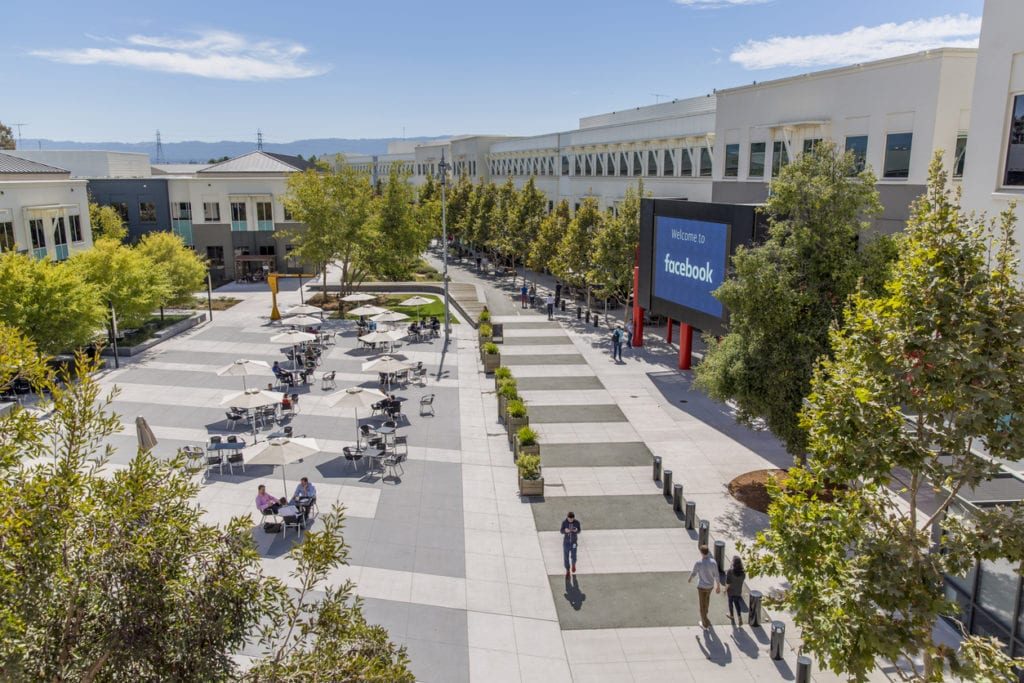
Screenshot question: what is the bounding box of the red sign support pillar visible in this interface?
[631,248,644,348]
[666,318,673,344]
[678,323,693,370]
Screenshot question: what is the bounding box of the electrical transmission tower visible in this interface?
[155,130,166,163]
[257,129,264,151]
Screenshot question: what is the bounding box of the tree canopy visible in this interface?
[529,199,569,275]
[137,232,208,307]
[0,122,14,150]
[89,202,128,242]
[368,166,425,280]
[746,157,1024,682]
[69,238,170,329]
[553,197,602,291]
[695,141,895,456]
[590,180,643,304]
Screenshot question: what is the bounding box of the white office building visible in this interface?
[0,152,93,260]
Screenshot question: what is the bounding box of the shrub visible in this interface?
[479,308,490,323]
[517,426,538,447]
[483,342,499,355]
[507,399,527,418]
[479,323,493,337]
[497,379,519,400]
[494,366,512,381]
[517,454,541,480]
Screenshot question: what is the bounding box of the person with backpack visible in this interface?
[726,555,746,622]
[611,326,624,362]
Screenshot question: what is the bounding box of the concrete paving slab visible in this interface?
[529,404,628,424]
[541,442,653,468]
[501,354,587,366]
[500,336,571,346]
[532,495,685,531]
[516,376,605,391]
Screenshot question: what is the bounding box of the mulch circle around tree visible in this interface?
[728,469,788,514]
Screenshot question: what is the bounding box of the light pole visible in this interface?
[438,150,451,348]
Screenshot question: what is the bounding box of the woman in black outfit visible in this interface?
[726,555,746,622]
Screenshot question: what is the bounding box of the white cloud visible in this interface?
[31,30,326,80]
[675,0,771,8]
[730,14,980,70]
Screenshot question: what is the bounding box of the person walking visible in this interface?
[611,326,624,362]
[520,284,528,309]
[687,545,721,629]
[554,281,562,306]
[545,294,555,320]
[528,284,537,308]
[560,511,581,578]
[725,556,746,622]
[625,318,634,348]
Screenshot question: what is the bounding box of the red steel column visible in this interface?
[679,323,693,370]
[631,248,644,347]
[666,318,673,344]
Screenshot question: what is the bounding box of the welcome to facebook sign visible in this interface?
[652,215,729,319]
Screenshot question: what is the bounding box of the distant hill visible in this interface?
[13,136,449,163]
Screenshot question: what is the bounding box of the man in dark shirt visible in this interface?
[560,511,581,578]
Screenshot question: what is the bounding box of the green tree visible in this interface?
[0,345,413,682]
[590,181,643,309]
[0,252,104,354]
[368,166,424,280]
[554,197,603,306]
[445,174,474,244]
[491,177,519,267]
[746,158,1024,682]
[466,181,497,257]
[0,122,14,150]
[137,232,207,308]
[69,238,170,329]
[695,141,894,457]
[282,156,375,296]
[88,202,128,242]
[528,199,569,275]
[503,177,546,286]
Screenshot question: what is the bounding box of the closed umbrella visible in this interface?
[284,314,323,327]
[246,437,320,493]
[341,293,376,302]
[327,386,387,442]
[221,388,284,438]
[216,358,274,390]
[399,295,433,321]
[349,305,388,317]
[135,415,158,452]
[371,311,409,324]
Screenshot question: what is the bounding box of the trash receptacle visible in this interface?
[662,469,673,497]
[748,590,762,627]
[769,621,785,660]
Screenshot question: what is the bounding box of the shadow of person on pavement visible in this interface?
[696,626,733,666]
[729,622,760,659]
[564,575,586,611]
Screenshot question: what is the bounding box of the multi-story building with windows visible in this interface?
[0,152,93,260]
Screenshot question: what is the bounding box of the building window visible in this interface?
[584,156,592,176]
[954,134,968,179]
[749,142,766,178]
[111,202,130,224]
[256,201,273,221]
[663,149,674,176]
[595,155,604,176]
[802,138,822,155]
[699,147,713,177]
[845,136,868,174]
[231,202,247,221]
[772,141,790,177]
[173,202,192,220]
[139,201,157,223]
[547,201,553,213]
[883,132,913,179]
[68,214,83,242]
[258,245,276,256]
[724,144,739,178]
[204,202,221,222]
[647,150,658,176]
[619,152,628,176]
[283,205,293,221]
[632,152,642,176]
[574,156,581,176]
[1005,95,1024,186]
[574,203,580,213]
[680,149,693,177]
[29,219,46,249]
[206,245,224,268]
[0,222,14,252]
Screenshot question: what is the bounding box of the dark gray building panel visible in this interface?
[87,178,171,243]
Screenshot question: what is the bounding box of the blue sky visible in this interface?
[3,0,984,143]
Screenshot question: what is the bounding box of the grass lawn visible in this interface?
[333,294,459,323]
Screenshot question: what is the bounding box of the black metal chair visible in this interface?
[419,394,435,416]
[225,410,243,430]
[321,370,337,391]
[343,446,364,470]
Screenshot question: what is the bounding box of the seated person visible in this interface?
[291,477,317,507]
[256,485,280,515]
[368,319,378,331]
[272,361,284,377]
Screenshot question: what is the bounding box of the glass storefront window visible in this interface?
[977,557,1018,632]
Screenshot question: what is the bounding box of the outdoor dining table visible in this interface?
[207,438,246,453]
[361,447,385,473]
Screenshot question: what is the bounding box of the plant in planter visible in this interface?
[517,454,544,496]
[506,399,528,445]
[479,322,493,343]
[482,342,500,374]
[493,366,512,391]
[496,379,518,425]
[515,425,540,459]
[479,308,491,323]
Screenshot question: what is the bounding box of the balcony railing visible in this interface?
[231,220,248,232]
[257,220,274,232]
[172,219,194,245]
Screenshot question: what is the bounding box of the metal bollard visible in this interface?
[769,621,785,660]
[662,469,673,497]
[796,656,811,683]
[698,519,709,547]
[560,300,566,312]
[673,483,683,512]
[684,501,696,529]
[576,306,582,320]
[652,456,662,482]
[748,590,762,627]
[714,540,725,570]
[592,312,599,326]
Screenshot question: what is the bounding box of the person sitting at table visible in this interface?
[368,319,378,331]
[256,484,281,515]
[272,361,284,376]
[291,477,317,507]
[430,317,440,336]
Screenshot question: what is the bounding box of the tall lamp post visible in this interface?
[438,150,451,348]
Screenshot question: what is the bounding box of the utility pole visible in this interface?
[155,130,165,164]
[13,123,26,148]
[439,150,451,348]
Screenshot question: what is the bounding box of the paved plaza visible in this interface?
[93,263,892,682]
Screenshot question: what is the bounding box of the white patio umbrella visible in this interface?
[221,388,284,438]
[399,296,433,321]
[216,358,274,390]
[246,437,320,493]
[371,311,409,324]
[135,416,158,452]
[270,329,318,345]
[284,314,323,328]
[359,330,405,353]
[285,304,323,317]
[349,304,388,317]
[362,355,413,373]
[327,386,387,442]
[341,293,376,302]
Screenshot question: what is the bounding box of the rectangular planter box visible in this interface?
[519,476,544,497]
[506,415,528,444]
[514,440,539,460]
[482,353,500,374]
[101,312,207,358]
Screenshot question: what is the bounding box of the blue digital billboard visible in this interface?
[652,215,729,319]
